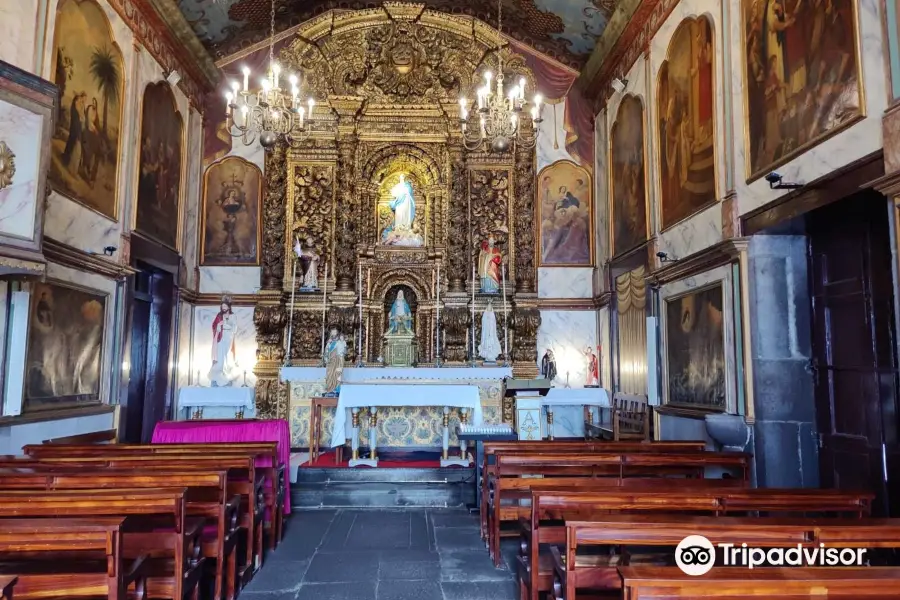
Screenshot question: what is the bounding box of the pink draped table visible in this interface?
[151,419,292,513]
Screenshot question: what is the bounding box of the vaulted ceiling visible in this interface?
[176,0,617,69]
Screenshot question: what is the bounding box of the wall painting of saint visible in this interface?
[136,82,183,250]
[201,156,262,265]
[610,95,648,257]
[657,16,716,230]
[538,160,593,266]
[25,281,106,411]
[49,0,124,220]
[742,0,862,179]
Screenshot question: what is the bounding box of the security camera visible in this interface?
[103,246,117,256]
[611,78,628,93]
[166,70,181,86]
[656,251,677,263]
[764,172,782,185]
[765,171,803,190]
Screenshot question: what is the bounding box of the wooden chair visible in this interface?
[309,397,341,463]
[589,393,650,441]
[0,576,16,600]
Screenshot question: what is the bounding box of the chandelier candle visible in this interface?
[501,262,508,360]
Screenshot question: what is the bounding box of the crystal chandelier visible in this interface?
[224,0,328,149]
[459,0,543,152]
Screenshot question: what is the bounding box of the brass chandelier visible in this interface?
[223,0,330,149]
[459,0,543,152]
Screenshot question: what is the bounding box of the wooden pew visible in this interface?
[41,429,117,444]
[0,576,15,600]
[486,451,751,564]
[617,567,900,599]
[22,442,286,550]
[519,487,874,600]
[0,454,265,575]
[479,441,708,538]
[0,489,203,600]
[0,517,146,600]
[553,515,900,600]
[0,466,244,600]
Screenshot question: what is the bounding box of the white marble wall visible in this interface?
[0,99,42,240]
[537,310,599,387]
[175,301,193,391]
[538,267,593,299]
[0,0,40,74]
[191,305,258,388]
[199,266,262,294]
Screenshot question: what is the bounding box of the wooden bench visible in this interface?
[479,441,708,538]
[553,515,900,600]
[41,429,118,444]
[0,517,146,600]
[0,467,240,600]
[0,489,203,600]
[519,487,874,600]
[486,451,751,564]
[23,442,286,550]
[0,453,265,577]
[0,576,15,600]
[617,567,900,599]
[585,393,650,441]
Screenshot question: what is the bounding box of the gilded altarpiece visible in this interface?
[251,5,540,442]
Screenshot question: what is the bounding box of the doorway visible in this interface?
[807,191,900,514]
[123,264,175,443]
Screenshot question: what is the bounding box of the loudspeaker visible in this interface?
[166,70,181,86]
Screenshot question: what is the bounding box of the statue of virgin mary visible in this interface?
[387,290,413,334]
[389,174,415,230]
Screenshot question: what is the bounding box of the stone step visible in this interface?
[292,480,475,508]
[295,466,474,484]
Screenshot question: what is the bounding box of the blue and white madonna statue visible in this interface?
[382,174,424,246]
[387,290,414,334]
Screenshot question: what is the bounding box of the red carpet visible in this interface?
[303,451,466,469]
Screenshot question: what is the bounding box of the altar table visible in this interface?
[177,386,255,419]
[151,419,291,513]
[280,366,512,383]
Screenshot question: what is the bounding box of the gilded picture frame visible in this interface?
[48,0,126,222]
[200,156,263,266]
[536,160,594,267]
[608,94,650,258]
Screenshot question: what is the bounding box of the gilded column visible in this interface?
[514,141,536,294]
[447,144,468,292]
[331,97,364,293]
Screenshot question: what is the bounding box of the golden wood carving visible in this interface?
[288,163,335,288]
[262,143,288,290]
[470,167,514,281]
[514,141,537,293]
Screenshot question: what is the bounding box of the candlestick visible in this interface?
[357,264,364,366]
[242,370,247,387]
[436,263,441,366]
[320,263,329,361]
[471,263,476,362]
[367,268,371,296]
[196,370,200,386]
[501,262,508,361]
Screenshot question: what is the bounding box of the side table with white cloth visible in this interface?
[541,387,611,440]
[337,383,483,467]
[177,386,256,420]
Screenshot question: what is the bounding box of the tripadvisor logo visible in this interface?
[675,535,868,576]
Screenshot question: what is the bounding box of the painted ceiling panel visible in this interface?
[177,0,616,68]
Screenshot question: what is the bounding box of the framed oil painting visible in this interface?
[537,160,593,266]
[741,0,862,179]
[201,156,262,265]
[610,95,648,257]
[49,0,124,220]
[24,281,106,411]
[657,16,717,230]
[136,81,183,250]
[664,283,726,411]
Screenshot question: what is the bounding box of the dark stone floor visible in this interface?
[242,508,519,600]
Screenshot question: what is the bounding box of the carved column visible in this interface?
[331,98,364,292]
[514,141,536,294]
[447,144,468,292]
[254,142,290,419]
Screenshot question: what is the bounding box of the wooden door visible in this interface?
[124,290,150,444]
[808,192,900,514]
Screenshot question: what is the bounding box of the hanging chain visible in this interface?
[268,0,276,66]
[496,0,503,76]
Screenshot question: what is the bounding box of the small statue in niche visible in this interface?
[323,328,347,396]
[478,235,502,294]
[387,290,414,335]
[541,349,557,382]
[583,345,599,386]
[293,236,320,291]
[478,299,502,363]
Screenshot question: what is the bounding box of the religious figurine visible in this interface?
[478,299,502,363]
[382,174,423,246]
[583,345,599,386]
[478,235,502,294]
[294,236,319,291]
[324,328,347,396]
[541,349,558,382]
[387,290,413,334]
[209,296,241,387]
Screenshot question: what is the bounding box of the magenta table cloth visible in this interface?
[151,419,291,513]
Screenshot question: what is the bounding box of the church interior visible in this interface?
[3,0,900,597]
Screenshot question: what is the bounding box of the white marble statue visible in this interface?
[478,299,502,363]
[324,328,347,396]
[294,236,319,290]
[209,296,242,387]
[387,290,413,334]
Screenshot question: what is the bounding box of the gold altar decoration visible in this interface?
[384,332,417,367]
[253,4,541,422]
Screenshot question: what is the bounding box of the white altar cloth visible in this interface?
[330,383,484,447]
[542,387,611,407]
[280,366,512,383]
[177,387,256,418]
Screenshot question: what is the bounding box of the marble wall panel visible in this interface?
[191,304,257,387]
[537,99,578,173]
[598,305,611,389]
[43,195,121,252]
[175,301,193,390]
[0,1,39,74]
[538,267,593,299]
[657,203,722,261]
[0,99,42,240]
[199,266,261,294]
[594,108,609,282]
[182,111,202,289]
[537,309,599,388]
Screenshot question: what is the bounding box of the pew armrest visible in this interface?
[122,553,149,588]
